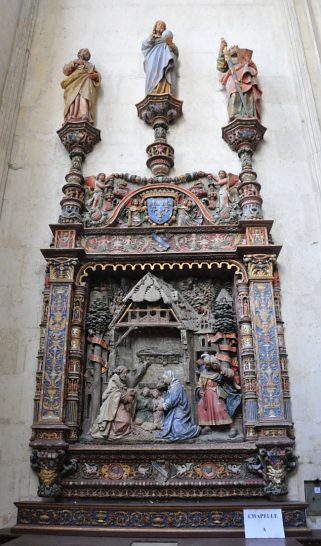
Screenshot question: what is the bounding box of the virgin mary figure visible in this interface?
[157,370,200,442]
[142,21,179,96]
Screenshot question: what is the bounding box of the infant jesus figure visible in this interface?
[140,388,164,432]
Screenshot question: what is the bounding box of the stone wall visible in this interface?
[0,0,22,105]
[0,0,321,529]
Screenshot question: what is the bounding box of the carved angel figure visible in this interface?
[212,170,240,213]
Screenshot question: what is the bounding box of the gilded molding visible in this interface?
[76,259,248,286]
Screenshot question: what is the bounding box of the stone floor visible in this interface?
[1,532,321,546]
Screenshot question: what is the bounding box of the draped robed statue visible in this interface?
[157,370,200,442]
[61,48,101,124]
[217,38,262,121]
[141,20,179,96]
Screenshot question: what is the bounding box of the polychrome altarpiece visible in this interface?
[15,36,309,537]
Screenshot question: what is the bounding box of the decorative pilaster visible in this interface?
[30,258,79,496]
[32,258,78,446]
[136,94,183,176]
[235,280,258,440]
[65,286,87,441]
[244,254,292,445]
[222,118,266,219]
[57,121,101,223]
[273,271,292,424]
[33,273,50,424]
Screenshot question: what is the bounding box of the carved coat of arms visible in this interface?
[147,197,174,225]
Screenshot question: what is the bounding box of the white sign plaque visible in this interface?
[244,508,285,538]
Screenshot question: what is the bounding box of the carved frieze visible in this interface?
[80,232,246,254]
[82,173,243,228]
[16,502,308,531]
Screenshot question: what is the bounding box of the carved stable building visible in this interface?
[14,86,308,536]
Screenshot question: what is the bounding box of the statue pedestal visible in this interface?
[57,120,101,156]
[136,93,183,127]
[136,93,183,175]
[56,121,101,223]
[222,117,266,158]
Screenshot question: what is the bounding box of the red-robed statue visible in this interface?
[217,38,262,121]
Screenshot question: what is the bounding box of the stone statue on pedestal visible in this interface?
[142,21,179,96]
[217,38,262,121]
[61,48,101,124]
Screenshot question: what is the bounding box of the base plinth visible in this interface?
[15,500,310,537]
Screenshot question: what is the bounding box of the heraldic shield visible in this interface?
[147,197,174,224]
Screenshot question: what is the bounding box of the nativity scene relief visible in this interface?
[81,272,243,444]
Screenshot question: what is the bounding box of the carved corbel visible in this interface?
[247,447,297,496]
[30,449,77,497]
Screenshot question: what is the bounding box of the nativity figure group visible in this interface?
[90,352,241,443]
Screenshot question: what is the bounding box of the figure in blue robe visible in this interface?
[141,21,178,96]
[157,370,200,442]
